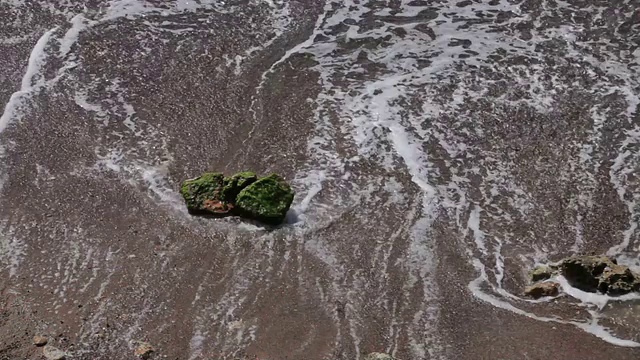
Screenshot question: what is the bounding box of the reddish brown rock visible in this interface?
[524,282,560,299]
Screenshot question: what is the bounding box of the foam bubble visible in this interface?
[0,27,57,135]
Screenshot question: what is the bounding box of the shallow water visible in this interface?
[0,0,639,359]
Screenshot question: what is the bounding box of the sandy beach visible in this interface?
[1,0,640,359]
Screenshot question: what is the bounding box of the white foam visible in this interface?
[293,170,326,219]
[74,89,109,125]
[0,33,32,45]
[388,124,437,197]
[104,0,156,20]
[188,329,206,360]
[0,27,56,135]
[0,223,26,277]
[138,163,184,209]
[283,0,640,350]
[556,275,640,309]
[404,195,444,358]
[59,14,88,58]
[470,260,640,347]
[467,205,487,255]
[21,27,56,90]
[95,149,124,172]
[608,125,640,255]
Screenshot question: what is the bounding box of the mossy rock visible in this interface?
[180,171,295,225]
[221,171,257,202]
[235,174,295,225]
[180,172,229,215]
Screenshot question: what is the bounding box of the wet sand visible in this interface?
[1,0,640,359]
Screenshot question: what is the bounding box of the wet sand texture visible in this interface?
[1,0,640,359]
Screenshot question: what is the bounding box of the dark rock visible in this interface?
[524,282,560,299]
[558,255,640,296]
[560,255,615,292]
[235,174,295,225]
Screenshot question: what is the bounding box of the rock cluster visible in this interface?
[560,255,640,295]
[180,171,294,225]
[524,255,640,299]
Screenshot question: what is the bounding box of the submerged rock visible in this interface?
[364,353,394,360]
[43,345,65,360]
[180,171,294,225]
[525,255,640,299]
[235,174,295,225]
[530,265,553,282]
[524,281,560,299]
[526,255,640,296]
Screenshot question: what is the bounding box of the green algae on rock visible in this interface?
[235,174,295,225]
[180,171,294,225]
[179,172,232,216]
[222,171,257,202]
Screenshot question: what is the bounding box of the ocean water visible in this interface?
[0,0,639,358]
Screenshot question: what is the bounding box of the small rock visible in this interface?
[134,342,154,359]
[524,282,560,299]
[33,335,48,347]
[598,264,640,295]
[530,265,553,282]
[364,353,394,360]
[43,345,66,360]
